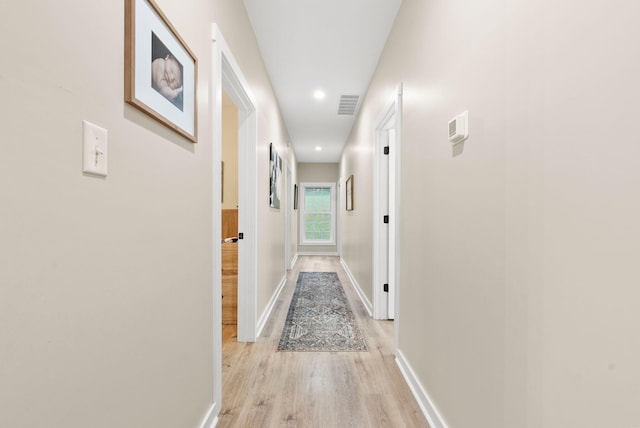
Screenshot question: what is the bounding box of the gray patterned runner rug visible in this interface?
[278,272,368,352]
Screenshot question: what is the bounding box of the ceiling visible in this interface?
[243,0,403,163]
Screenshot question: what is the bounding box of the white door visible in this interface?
[387,128,396,320]
[379,129,390,319]
[378,126,395,320]
[372,84,402,322]
[375,121,396,319]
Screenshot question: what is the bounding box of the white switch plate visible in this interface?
[83,120,108,176]
[448,111,469,144]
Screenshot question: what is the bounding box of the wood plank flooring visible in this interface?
[218,256,430,428]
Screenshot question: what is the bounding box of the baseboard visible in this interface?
[289,253,299,270]
[199,402,218,428]
[297,251,339,256]
[396,350,448,428]
[340,258,373,317]
[257,274,287,337]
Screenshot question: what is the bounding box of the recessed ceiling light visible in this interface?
[315,146,322,151]
[313,90,326,100]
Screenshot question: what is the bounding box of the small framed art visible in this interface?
[346,175,354,211]
[269,143,282,209]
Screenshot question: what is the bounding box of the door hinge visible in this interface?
[384,146,390,155]
[383,215,389,224]
[383,283,389,292]
[238,232,244,240]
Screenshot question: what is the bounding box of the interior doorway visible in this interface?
[213,30,258,345]
[221,90,239,333]
[206,24,259,425]
[373,85,402,324]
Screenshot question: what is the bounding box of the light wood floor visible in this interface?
[218,256,430,428]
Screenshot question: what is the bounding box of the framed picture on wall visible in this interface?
[269,143,282,209]
[293,184,298,210]
[125,0,198,142]
[346,175,354,211]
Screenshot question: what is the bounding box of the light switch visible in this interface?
[448,111,469,144]
[83,120,108,176]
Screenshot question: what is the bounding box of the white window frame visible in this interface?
[299,182,336,246]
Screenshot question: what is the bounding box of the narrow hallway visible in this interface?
[219,256,429,428]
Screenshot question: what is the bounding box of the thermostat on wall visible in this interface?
[448,111,469,144]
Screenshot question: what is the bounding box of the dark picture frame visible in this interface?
[125,0,198,142]
[346,174,354,211]
[293,184,298,210]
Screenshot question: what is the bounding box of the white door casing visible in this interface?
[284,162,292,270]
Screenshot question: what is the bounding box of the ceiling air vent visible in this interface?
[337,95,360,115]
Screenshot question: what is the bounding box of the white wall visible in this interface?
[258,138,294,315]
[0,1,291,426]
[340,134,375,304]
[340,0,640,427]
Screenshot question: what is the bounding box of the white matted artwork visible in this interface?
[125,0,197,142]
[269,143,282,209]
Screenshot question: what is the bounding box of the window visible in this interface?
[300,182,336,245]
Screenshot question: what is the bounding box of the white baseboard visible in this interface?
[340,258,373,317]
[396,350,448,428]
[289,253,299,270]
[199,402,218,428]
[257,274,287,337]
[297,251,339,256]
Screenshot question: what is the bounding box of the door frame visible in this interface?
[284,161,292,270]
[209,24,258,420]
[372,84,402,325]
